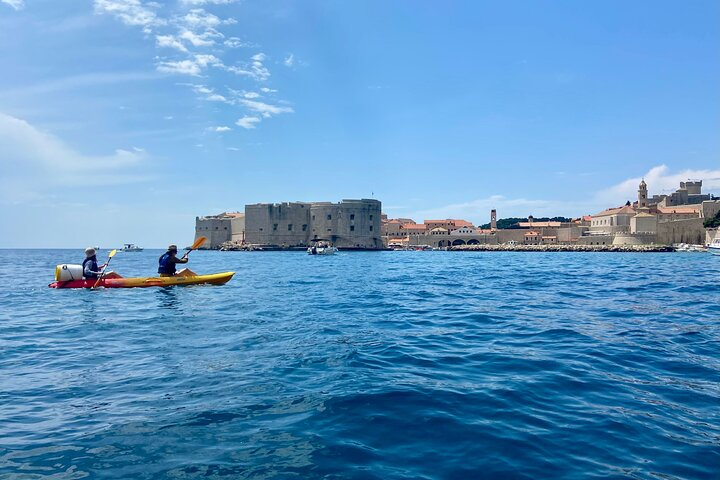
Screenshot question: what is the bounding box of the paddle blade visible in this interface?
[191,236,207,250]
[108,249,117,258]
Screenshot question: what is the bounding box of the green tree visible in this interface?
[704,210,720,229]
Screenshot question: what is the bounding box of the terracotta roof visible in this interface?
[656,206,700,215]
[452,219,474,228]
[402,224,427,230]
[386,220,401,224]
[430,227,449,232]
[517,221,562,228]
[593,205,636,217]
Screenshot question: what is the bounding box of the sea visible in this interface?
[0,249,718,479]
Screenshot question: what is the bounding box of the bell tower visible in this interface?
[638,179,648,209]
[490,209,497,230]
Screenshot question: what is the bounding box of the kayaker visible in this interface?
[82,247,105,280]
[158,244,189,277]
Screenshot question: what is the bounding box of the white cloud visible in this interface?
[182,83,229,103]
[243,91,260,99]
[179,29,216,47]
[260,87,277,93]
[226,147,240,151]
[157,59,203,75]
[224,37,249,48]
[180,0,238,6]
[93,0,162,33]
[235,116,261,129]
[156,34,188,52]
[0,113,148,202]
[239,99,293,117]
[178,8,235,29]
[213,126,231,132]
[156,54,222,76]
[226,53,270,81]
[283,54,295,67]
[1,0,24,10]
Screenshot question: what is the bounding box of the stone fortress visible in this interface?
[196,199,383,250]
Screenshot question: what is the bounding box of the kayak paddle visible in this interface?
[92,249,117,289]
[181,236,207,260]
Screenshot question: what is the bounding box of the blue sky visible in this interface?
[1,0,719,247]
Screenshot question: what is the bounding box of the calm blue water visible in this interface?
[1,249,718,479]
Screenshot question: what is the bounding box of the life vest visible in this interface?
[83,256,99,279]
[158,252,175,275]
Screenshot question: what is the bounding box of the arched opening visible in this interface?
[452,239,466,246]
[467,239,480,245]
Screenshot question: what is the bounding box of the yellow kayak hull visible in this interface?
[49,272,235,289]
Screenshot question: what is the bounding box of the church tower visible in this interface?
[638,179,648,210]
[490,209,497,230]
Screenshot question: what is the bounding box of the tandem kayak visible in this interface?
[49,271,235,289]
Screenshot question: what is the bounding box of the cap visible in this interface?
[168,244,178,251]
[84,247,96,256]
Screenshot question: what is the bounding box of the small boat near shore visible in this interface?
[308,239,338,255]
[708,238,720,255]
[121,243,143,252]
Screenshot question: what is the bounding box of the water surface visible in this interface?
[1,249,718,479]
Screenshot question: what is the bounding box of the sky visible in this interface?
[1,0,719,248]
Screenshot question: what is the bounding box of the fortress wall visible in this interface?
[245,203,312,246]
[656,218,705,245]
[195,217,233,249]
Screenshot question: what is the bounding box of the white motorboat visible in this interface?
[307,241,338,255]
[708,238,720,254]
[121,243,144,252]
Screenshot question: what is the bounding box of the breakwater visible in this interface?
[451,244,674,252]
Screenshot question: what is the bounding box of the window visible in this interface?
[288,224,293,231]
[259,228,263,231]
[273,224,278,231]
[327,228,332,232]
[350,214,355,220]
[302,224,308,231]
[312,215,315,221]
[327,214,332,220]
[350,225,355,232]
[369,225,373,231]
[369,214,373,220]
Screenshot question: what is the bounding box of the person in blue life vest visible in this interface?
[82,247,105,279]
[158,244,193,277]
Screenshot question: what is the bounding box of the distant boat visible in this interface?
[121,243,143,252]
[708,238,720,254]
[307,240,338,255]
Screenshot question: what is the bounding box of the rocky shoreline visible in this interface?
[450,244,674,252]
